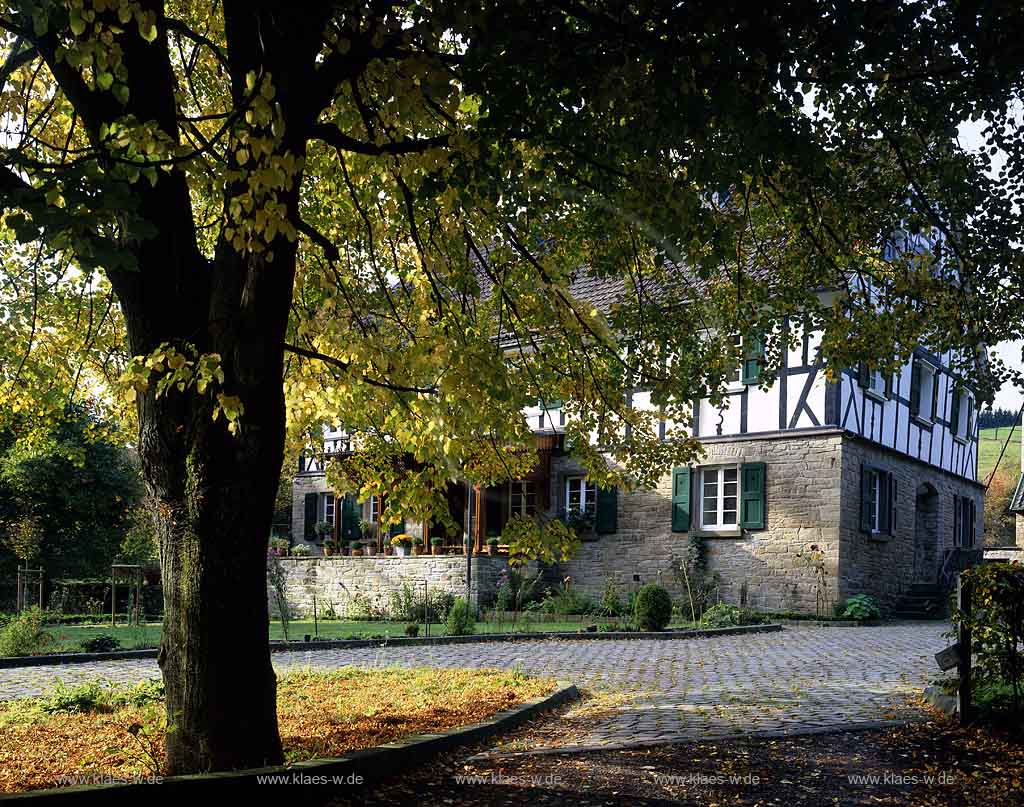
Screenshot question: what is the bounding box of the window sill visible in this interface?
[866,532,892,543]
[864,389,889,403]
[952,435,969,446]
[911,415,934,430]
[693,528,745,538]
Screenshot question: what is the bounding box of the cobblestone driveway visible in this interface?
[0,624,946,748]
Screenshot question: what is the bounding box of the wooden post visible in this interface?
[957,572,973,724]
[111,573,117,627]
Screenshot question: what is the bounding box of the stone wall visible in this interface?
[268,555,509,618]
[838,436,985,609]
[556,432,846,614]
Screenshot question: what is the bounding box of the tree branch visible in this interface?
[283,342,438,395]
[310,123,449,156]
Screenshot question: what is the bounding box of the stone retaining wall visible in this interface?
[268,555,510,618]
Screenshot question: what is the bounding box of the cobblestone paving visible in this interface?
[0,624,946,748]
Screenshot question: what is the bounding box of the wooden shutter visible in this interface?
[740,462,766,530]
[857,362,870,388]
[884,372,893,398]
[910,361,922,416]
[341,494,358,542]
[671,467,691,533]
[741,335,763,385]
[950,387,961,435]
[389,520,406,538]
[963,498,975,547]
[304,492,318,539]
[953,495,961,547]
[878,472,895,535]
[595,487,618,534]
[860,465,873,533]
[930,371,940,420]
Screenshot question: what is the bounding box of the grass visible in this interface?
[979,425,1021,484]
[0,667,556,793]
[36,617,701,655]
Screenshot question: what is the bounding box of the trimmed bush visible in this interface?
[840,594,881,621]
[445,597,475,636]
[80,634,121,654]
[0,607,53,657]
[634,584,672,631]
[700,603,742,628]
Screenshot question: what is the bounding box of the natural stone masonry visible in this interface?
[269,555,510,618]
[0,624,945,748]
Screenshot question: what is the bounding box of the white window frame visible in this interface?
[368,495,380,523]
[866,369,888,400]
[866,470,881,534]
[955,389,974,440]
[322,492,335,525]
[565,476,597,515]
[916,360,937,423]
[698,465,740,531]
[726,334,744,389]
[509,480,537,518]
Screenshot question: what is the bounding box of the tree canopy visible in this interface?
[1,0,1022,773]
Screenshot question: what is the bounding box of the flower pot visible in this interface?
[365,545,376,556]
[351,549,363,557]
[385,547,394,556]
[395,545,409,557]
[413,546,424,556]
[323,547,334,557]
[487,545,498,557]
[432,544,443,555]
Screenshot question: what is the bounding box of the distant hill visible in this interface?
[978,426,1021,485]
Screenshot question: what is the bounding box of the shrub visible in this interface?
[701,603,743,628]
[445,597,475,636]
[953,563,1024,715]
[534,579,595,615]
[431,537,443,546]
[80,634,121,654]
[841,594,881,621]
[41,679,108,714]
[0,607,53,657]
[600,581,624,617]
[634,584,672,631]
[404,623,420,637]
[289,544,312,557]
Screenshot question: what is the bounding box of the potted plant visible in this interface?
[290,544,312,557]
[391,533,413,557]
[323,539,337,557]
[365,540,377,556]
[431,536,444,555]
[350,540,363,557]
[314,521,333,541]
[487,537,500,556]
[269,537,290,556]
[412,536,424,556]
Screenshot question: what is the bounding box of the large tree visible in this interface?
[1,0,1022,773]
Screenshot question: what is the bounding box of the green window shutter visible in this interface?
[884,372,893,398]
[595,487,618,534]
[741,335,764,385]
[953,495,961,546]
[931,372,940,420]
[304,492,318,539]
[671,467,691,533]
[341,494,357,541]
[969,499,976,546]
[878,472,894,535]
[539,398,562,410]
[740,462,766,530]
[857,362,870,388]
[860,465,873,533]
[950,388,961,435]
[910,361,922,416]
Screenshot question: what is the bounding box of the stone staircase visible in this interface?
[891,583,949,620]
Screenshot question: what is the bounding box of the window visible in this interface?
[321,492,335,525]
[950,387,974,440]
[860,466,896,536]
[565,476,597,515]
[538,397,564,429]
[954,496,977,547]
[699,466,739,529]
[868,370,888,399]
[910,358,937,422]
[368,495,380,523]
[727,334,764,387]
[509,480,537,517]
[857,364,890,399]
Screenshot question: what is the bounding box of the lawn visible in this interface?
[42,616,697,654]
[979,425,1020,484]
[0,667,556,793]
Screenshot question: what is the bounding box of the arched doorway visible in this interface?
[914,483,939,581]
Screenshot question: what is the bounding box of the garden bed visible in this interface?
[0,668,556,794]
